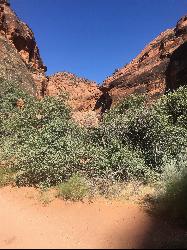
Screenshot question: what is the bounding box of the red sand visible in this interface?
[0,186,185,249]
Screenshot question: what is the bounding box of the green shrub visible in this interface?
[154,150,187,223]
[0,167,15,187]
[0,79,86,187]
[57,174,89,201]
[14,116,87,187]
[156,86,187,127]
[83,142,151,183]
[4,87,152,187]
[95,89,187,172]
[1,79,187,194]
[108,94,146,115]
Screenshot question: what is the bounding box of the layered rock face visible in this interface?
[0,0,47,96]
[47,72,102,112]
[103,15,187,105]
[47,72,104,125]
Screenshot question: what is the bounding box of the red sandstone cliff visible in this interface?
[47,15,187,122]
[0,0,47,96]
[47,72,103,126]
[1,0,187,120]
[103,15,187,105]
[0,35,36,95]
[47,72,102,112]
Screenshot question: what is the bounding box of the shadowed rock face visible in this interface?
[166,42,187,91]
[94,87,112,114]
[103,15,187,105]
[0,0,47,96]
[0,35,36,95]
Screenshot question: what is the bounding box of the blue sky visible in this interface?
[10,0,187,83]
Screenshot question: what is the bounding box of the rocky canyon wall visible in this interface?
[103,15,187,105]
[1,0,187,122]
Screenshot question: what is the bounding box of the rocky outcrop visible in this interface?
[47,72,102,112]
[1,0,187,120]
[0,35,36,95]
[0,0,47,96]
[103,15,187,105]
[47,72,104,125]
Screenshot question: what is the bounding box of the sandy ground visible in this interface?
[0,186,186,249]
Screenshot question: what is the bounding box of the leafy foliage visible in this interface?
[0,79,187,198]
[57,174,89,201]
[0,167,15,187]
[97,87,187,170]
[153,150,187,223]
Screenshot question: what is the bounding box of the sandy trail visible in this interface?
[0,186,185,249]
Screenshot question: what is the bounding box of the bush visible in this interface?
[0,80,86,187]
[0,81,152,187]
[1,79,187,196]
[57,174,89,201]
[15,111,87,187]
[156,86,187,127]
[95,89,187,171]
[0,167,15,187]
[82,142,151,183]
[154,150,187,223]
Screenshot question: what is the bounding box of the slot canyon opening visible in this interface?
[166,41,187,92]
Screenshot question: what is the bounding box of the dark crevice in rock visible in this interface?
[94,86,112,114]
[166,42,187,92]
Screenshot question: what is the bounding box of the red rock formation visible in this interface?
[47,72,104,125]
[47,72,102,111]
[0,0,47,96]
[1,0,187,120]
[0,35,36,95]
[103,15,187,105]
